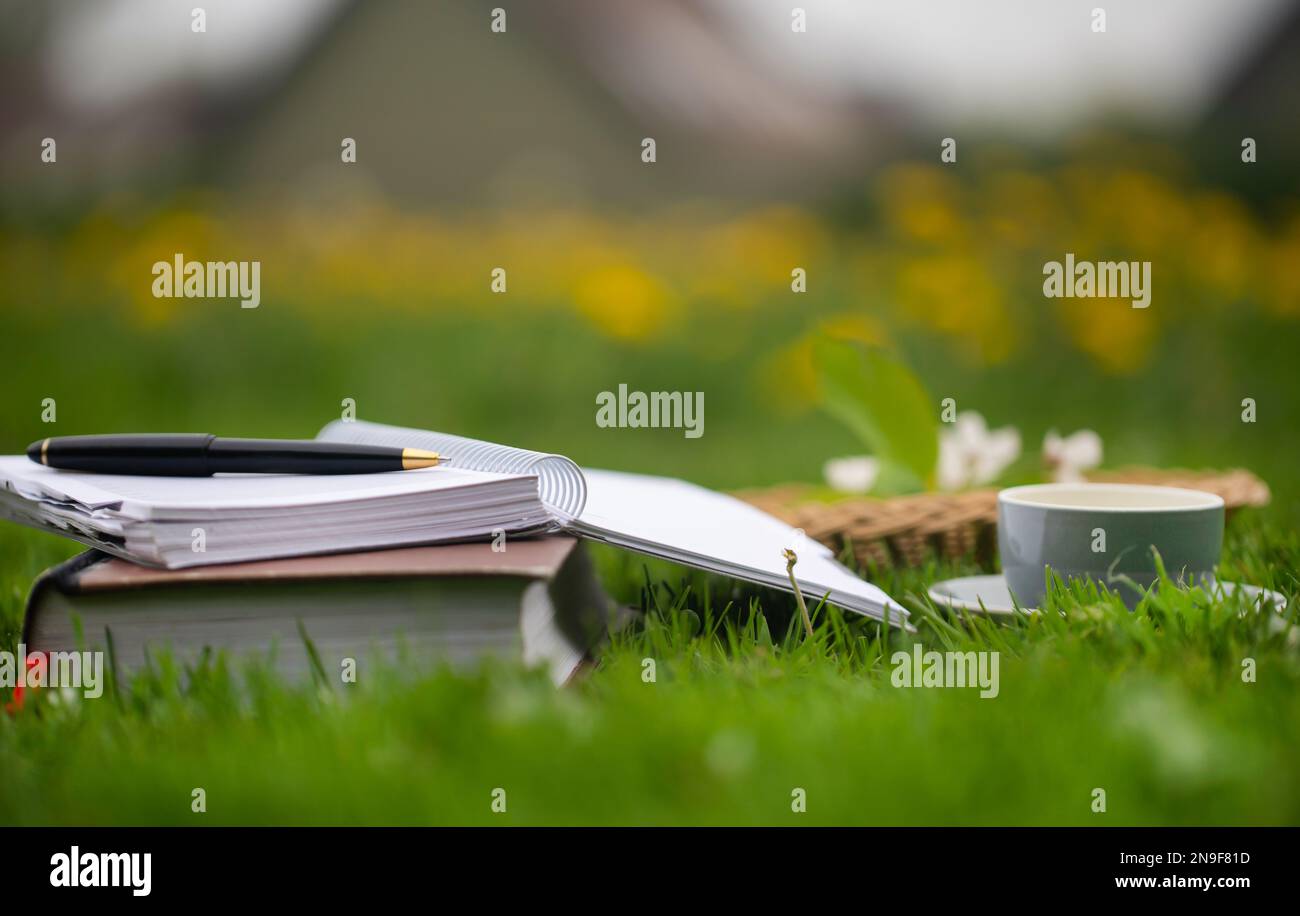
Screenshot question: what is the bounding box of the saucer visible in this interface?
[927,574,1288,616]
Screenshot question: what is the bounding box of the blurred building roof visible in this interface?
[1,0,888,210]
[223,0,891,208]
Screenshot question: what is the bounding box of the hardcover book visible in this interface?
[22,536,615,687]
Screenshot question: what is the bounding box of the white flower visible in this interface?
[823,455,880,494]
[1043,428,1103,482]
[938,411,1021,491]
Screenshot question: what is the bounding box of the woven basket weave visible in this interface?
[737,469,1270,570]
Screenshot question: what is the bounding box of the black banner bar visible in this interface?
[3,826,1290,900]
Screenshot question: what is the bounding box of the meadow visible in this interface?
[1,146,1298,824]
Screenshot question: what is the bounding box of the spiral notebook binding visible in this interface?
[317,420,588,523]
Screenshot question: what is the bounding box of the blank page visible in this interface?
[573,469,905,624]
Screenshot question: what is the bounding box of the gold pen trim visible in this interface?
[40,438,50,466]
[401,448,442,470]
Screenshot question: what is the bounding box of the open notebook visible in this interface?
[0,420,905,626]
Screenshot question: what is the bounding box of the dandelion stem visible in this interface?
[783,548,815,639]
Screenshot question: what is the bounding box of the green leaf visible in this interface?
[812,336,937,491]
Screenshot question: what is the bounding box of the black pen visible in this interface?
[27,434,444,476]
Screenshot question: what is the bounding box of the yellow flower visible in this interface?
[877,164,965,244]
[1055,296,1159,373]
[894,254,1014,363]
[113,208,223,326]
[1183,192,1259,301]
[1261,221,1300,318]
[980,170,1059,249]
[572,263,678,341]
[1095,170,1189,252]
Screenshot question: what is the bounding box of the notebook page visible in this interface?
[573,469,905,624]
[0,456,132,509]
[0,456,525,519]
[311,422,904,625]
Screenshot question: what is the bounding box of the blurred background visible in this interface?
[2,0,1298,505]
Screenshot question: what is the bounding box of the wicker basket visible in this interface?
[737,469,1270,570]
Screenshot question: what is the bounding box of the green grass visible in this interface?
[1,513,1296,826]
[1,276,1298,825]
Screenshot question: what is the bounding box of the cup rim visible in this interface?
[998,482,1224,513]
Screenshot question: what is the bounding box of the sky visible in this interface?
[41,0,1295,134]
[717,0,1293,132]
